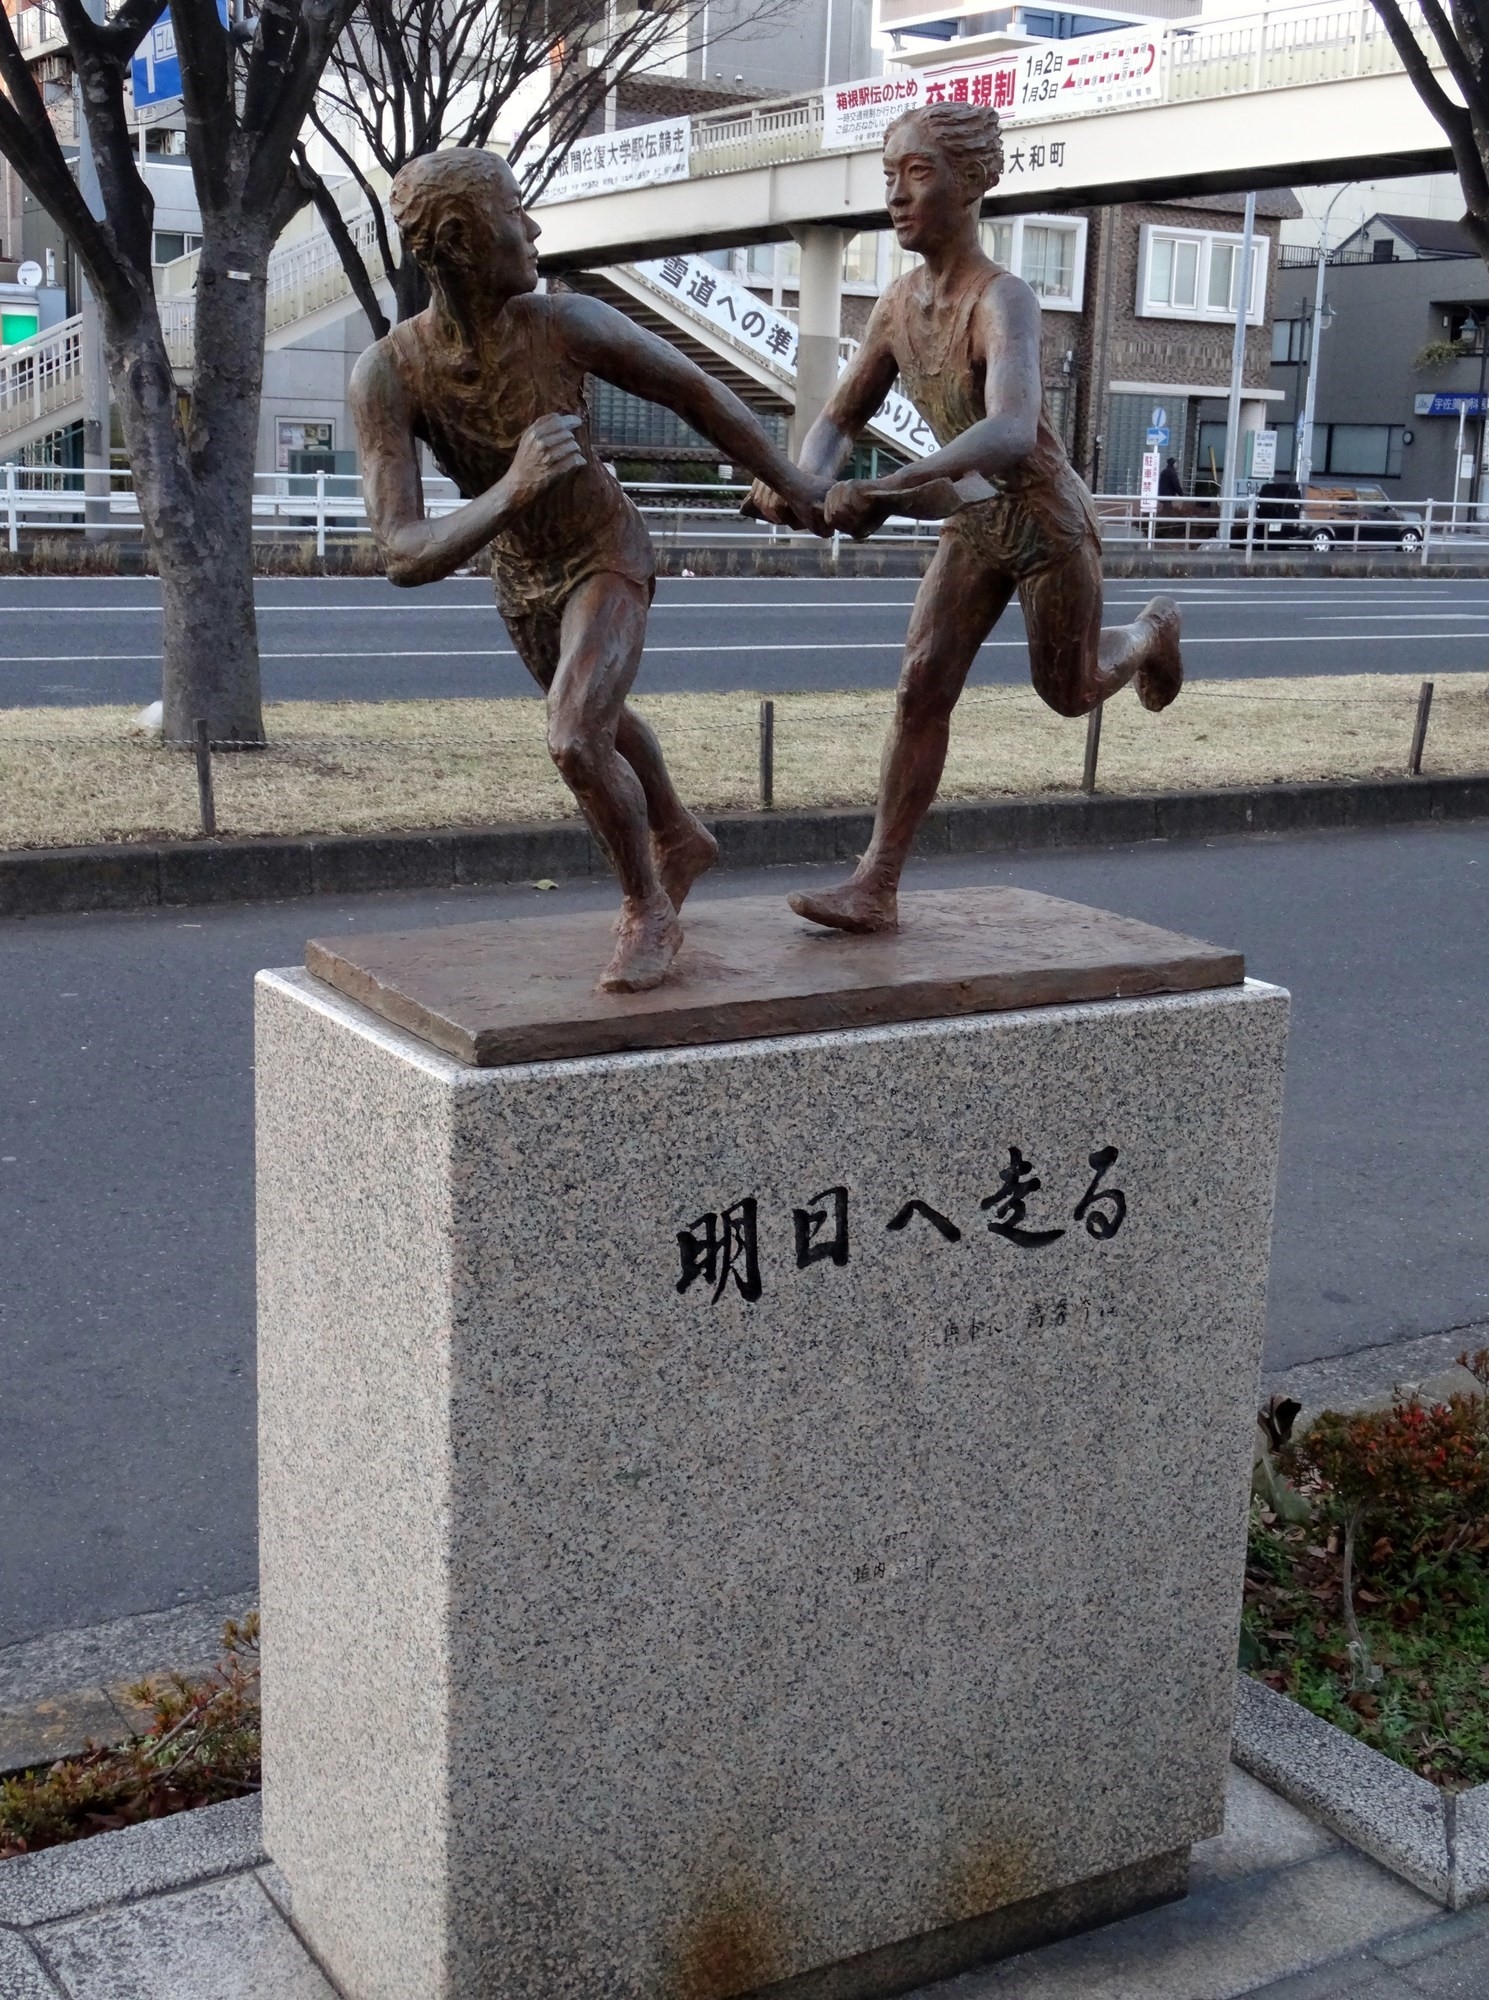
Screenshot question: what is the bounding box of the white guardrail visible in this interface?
[0,467,1484,566]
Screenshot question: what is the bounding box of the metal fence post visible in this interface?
[1421,497,1433,569]
[759,698,775,810]
[1244,492,1257,567]
[194,717,217,836]
[6,459,16,554]
[1408,681,1434,776]
[1082,703,1102,794]
[315,468,326,560]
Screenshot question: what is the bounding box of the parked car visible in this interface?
[1250,481,1423,553]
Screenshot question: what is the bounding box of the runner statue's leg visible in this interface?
[546,571,681,991]
[1018,534,1183,717]
[612,707,718,910]
[505,595,716,916]
[789,535,1016,934]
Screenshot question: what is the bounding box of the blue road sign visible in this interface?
[1146,426,1169,448]
[132,3,226,108]
[1423,392,1489,417]
[132,11,181,106]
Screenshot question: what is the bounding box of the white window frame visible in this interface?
[977,213,1088,313]
[1137,224,1268,326]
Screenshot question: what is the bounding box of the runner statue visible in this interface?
[351,149,827,991]
[751,100,1185,934]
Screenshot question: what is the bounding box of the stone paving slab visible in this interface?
[33,1872,335,1999]
[0,1929,61,1999]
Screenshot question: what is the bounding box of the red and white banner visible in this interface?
[824,32,1161,153]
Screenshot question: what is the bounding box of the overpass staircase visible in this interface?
[0,206,918,463]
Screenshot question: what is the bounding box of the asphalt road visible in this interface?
[2,822,1487,1647]
[3,573,1489,706]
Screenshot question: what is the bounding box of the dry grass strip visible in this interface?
[1,673,1486,851]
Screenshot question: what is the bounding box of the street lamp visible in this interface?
[1295,184,1353,488]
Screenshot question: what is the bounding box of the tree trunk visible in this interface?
[107,218,274,747]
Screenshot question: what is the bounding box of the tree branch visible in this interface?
[171,0,237,211]
[243,0,361,212]
[96,0,170,56]
[1417,0,1485,113]
[0,7,134,305]
[292,145,390,337]
[1371,0,1476,136]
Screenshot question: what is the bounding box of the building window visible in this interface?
[842,233,879,286]
[1271,318,1310,364]
[1321,424,1404,479]
[1139,226,1268,325]
[1021,224,1078,304]
[976,215,1087,310]
[152,231,201,266]
[140,127,188,161]
[1149,235,1200,311]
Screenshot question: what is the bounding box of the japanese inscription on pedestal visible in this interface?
[675,1145,1127,1302]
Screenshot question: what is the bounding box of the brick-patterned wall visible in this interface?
[1062,201,1284,483]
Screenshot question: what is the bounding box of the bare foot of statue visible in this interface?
[600,890,684,992]
[788,876,899,935]
[1134,594,1184,713]
[652,812,719,912]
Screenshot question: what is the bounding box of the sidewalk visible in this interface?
[2,1763,1487,1999]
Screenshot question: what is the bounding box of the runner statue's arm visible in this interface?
[553,293,831,531]
[350,342,588,587]
[746,297,901,527]
[824,276,1043,540]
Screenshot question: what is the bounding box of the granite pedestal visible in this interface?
[256,889,1288,2000]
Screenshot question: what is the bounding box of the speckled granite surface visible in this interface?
[256,965,1288,2000]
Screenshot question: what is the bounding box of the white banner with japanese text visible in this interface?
[535,117,690,204]
[631,252,935,458]
[822,74,925,152]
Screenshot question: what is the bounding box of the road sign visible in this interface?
[132,10,180,106]
[131,2,226,109]
[15,261,41,288]
[1249,429,1278,480]
[1416,391,1489,417]
[1150,404,1168,429]
[1146,426,1169,448]
[1140,449,1161,515]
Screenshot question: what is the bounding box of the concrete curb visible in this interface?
[4,772,1488,919]
[1233,1676,1489,1910]
[0,1796,265,1928]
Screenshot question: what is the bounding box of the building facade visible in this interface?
[1268,215,1489,503]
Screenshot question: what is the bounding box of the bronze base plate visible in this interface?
[303,887,1244,1069]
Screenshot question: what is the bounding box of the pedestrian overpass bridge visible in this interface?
[0,0,1463,460]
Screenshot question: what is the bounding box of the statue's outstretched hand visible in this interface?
[504,415,585,514]
[823,479,897,541]
[743,474,832,537]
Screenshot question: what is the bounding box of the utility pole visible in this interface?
[1219,190,1257,539]
[1295,184,1352,488]
[76,0,111,538]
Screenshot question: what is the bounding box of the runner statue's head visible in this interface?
[390,149,541,308]
[882,102,1003,259]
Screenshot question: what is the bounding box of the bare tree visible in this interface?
[1367,0,1489,263]
[304,0,786,334]
[0,0,358,744]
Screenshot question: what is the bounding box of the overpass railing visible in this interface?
[2,468,1486,567]
[684,0,1438,180]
